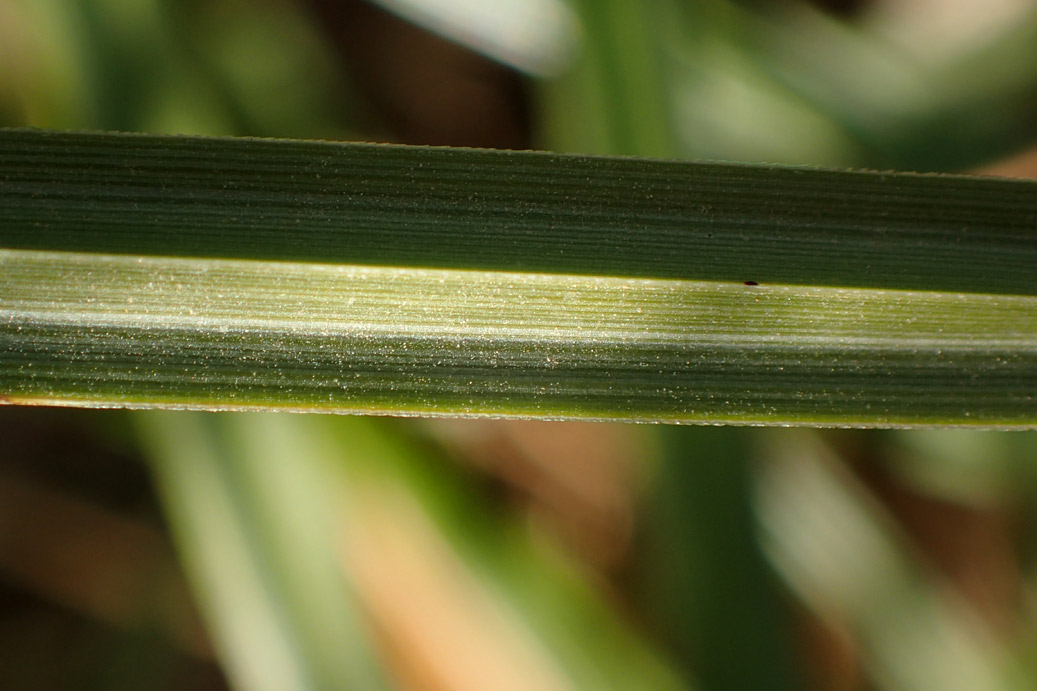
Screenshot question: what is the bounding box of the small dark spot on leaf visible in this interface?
[743,280,759,286]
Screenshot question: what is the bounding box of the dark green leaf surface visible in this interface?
[3,129,1034,293]
[1,129,1035,426]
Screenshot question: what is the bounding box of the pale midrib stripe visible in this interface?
[9,311,1033,351]
[2,249,1034,342]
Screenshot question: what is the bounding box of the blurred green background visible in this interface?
[2,0,1037,689]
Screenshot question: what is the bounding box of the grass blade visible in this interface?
[136,412,391,691]
[1,129,1035,426]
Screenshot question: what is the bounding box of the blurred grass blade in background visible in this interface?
[540,0,675,157]
[139,411,689,691]
[640,428,804,689]
[365,0,579,77]
[2,129,1035,426]
[754,431,1012,690]
[136,412,390,691]
[554,0,1037,169]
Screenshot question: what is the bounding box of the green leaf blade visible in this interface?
[2,129,1035,426]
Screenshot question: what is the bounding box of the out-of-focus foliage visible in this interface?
[0,0,361,137]
[2,0,1037,690]
[544,0,1037,168]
